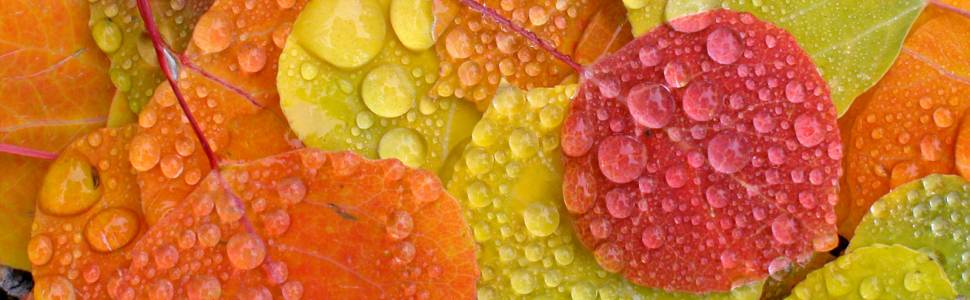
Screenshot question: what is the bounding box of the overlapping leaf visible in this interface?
[0,0,114,271]
[848,174,970,295]
[786,244,955,300]
[837,3,970,236]
[88,0,213,117]
[561,10,840,292]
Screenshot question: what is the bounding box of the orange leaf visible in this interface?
[573,0,634,65]
[430,0,604,108]
[109,150,477,299]
[29,126,145,299]
[0,0,113,270]
[838,2,970,237]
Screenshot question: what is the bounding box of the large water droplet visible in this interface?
[682,81,719,121]
[362,65,416,118]
[627,83,675,129]
[597,135,647,183]
[194,11,233,54]
[129,134,161,171]
[771,215,797,245]
[663,62,689,88]
[378,128,427,168]
[39,152,101,216]
[27,235,53,266]
[707,132,750,174]
[153,244,179,270]
[706,27,742,65]
[641,226,663,249]
[277,177,307,204]
[85,208,140,252]
[237,43,267,73]
[522,202,560,237]
[605,188,634,218]
[794,114,825,147]
[386,210,414,240]
[295,0,386,68]
[561,112,595,157]
[187,275,221,300]
[227,233,266,270]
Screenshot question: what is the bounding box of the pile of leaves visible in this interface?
[1,0,970,299]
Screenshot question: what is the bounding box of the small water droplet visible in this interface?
[628,83,675,128]
[794,114,825,147]
[522,203,560,237]
[386,210,414,240]
[771,215,797,245]
[706,27,742,65]
[227,233,266,270]
[707,132,750,174]
[187,275,221,300]
[597,135,647,183]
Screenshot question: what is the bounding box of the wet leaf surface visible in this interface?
[0,0,114,271]
[562,10,840,292]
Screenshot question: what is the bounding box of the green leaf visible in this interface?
[848,174,970,295]
[447,84,764,299]
[627,0,925,116]
[787,244,955,300]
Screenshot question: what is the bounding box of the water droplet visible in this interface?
[663,61,689,88]
[300,62,319,80]
[785,81,806,103]
[160,155,184,179]
[767,256,791,279]
[85,208,139,252]
[707,132,750,174]
[35,276,76,300]
[561,112,595,156]
[378,127,426,168]
[720,250,737,269]
[920,136,943,162]
[771,215,797,245]
[665,165,688,188]
[903,271,924,292]
[153,244,179,270]
[129,134,161,171]
[858,276,880,299]
[508,128,539,158]
[194,12,233,54]
[175,137,196,157]
[277,177,307,204]
[605,188,634,218]
[522,202,560,237]
[794,114,825,147]
[824,272,851,296]
[281,281,304,300]
[296,0,386,68]
[39,152,102,216]
[706,27,742,64]
[705,185,729,208]
[92,19,122,53]
[386,210,414,240]
[668,12,713,33]
[457,61,483,87]
[933,107,954,128]
[798,191,817,209]
[148,279,174,300]
[638,46,663,67]
[641,226,663,249]
[445,28,473,59]
[28,235,53,265]
[187,275,221,300]
[197,223,221,248]
[392,241,416,264]
[227,233,266,270]
[564,167,597,214]
[237,43,267,73]
[263,260,289,285]
[628,83,675,128]
[262,209,291,237]
[812,233,837,252]
[597,135,647,183]
[362,65,416,118]
[594,242,625,273]
[510,269,536,294]
[683,81,719,121]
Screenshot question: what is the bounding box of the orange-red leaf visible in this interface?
[0,0,114,270]
[111,149,477,299]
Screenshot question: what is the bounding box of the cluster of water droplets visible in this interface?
[849,174,970,294]
[88,0,212,113]
[431,0,592,104]
[277,0,481,174]
[788,244,956,299]
[29,126,144,299]
[559,10,841,291]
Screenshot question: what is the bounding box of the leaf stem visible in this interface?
[178,53,264,108]
[456,0,584,74]
[135,0,219,170]
[0,143,57,160]
[928,0,970,19]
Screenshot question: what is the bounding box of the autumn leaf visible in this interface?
[561,10,840,292]
[106,149,477,299]
[0,0,114,271]
[88,0,214,117]
[447,84,764,299]
[277,0,482,175]
[132,0,306,225]
[429,0,602,108]
[573,0,635,65]
[847,174,970,295]
[29,125,145,299]
[837,2,970,237]
[786,244,955,299]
